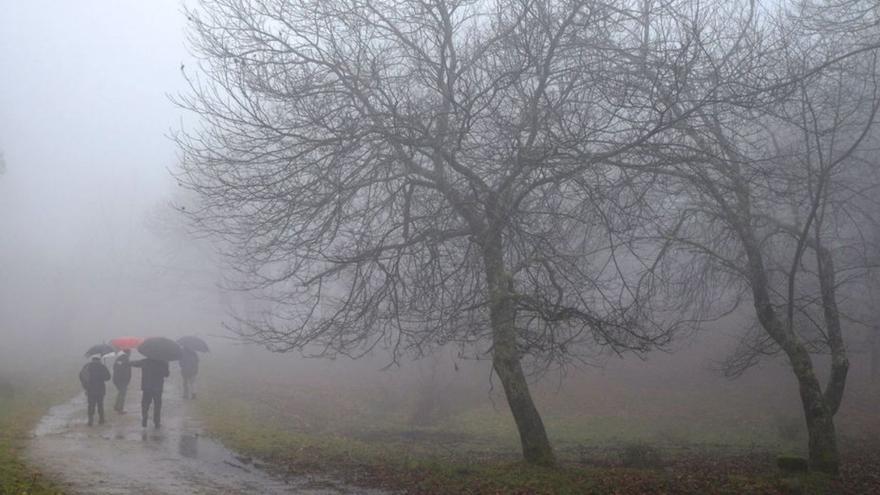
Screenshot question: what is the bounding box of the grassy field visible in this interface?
[0,366,78,495]
[194,357,879,494]
[196,393,839,494]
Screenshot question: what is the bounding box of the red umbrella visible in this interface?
[111,336,144,351]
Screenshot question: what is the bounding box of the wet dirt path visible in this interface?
[27,384,384,494]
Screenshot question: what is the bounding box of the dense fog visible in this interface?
[0,0,211,358]
[2,1,880,493]
[1,0,878,432]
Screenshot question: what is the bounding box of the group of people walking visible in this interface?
[79,348,199,428]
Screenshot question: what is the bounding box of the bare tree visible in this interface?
[174,0,764,466]
[637,4,880,473]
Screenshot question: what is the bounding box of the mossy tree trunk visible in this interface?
[743,227,846,475]
[791,348,841,475]
[482,230,556,468]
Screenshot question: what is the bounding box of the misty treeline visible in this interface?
[172,0,880,474]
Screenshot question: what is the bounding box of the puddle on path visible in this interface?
[27,384,385,494]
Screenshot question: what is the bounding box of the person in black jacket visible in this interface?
[79,356,111,426]
[112,350,132,414]
[130,358,170,428]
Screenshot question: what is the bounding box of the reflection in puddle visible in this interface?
[140,431,163,442]
[179,434,199,458]
[28,388,384,494]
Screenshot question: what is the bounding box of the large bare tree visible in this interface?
[174,0,764,465]
[637,3,880,472]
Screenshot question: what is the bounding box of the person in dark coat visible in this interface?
[79,356,111,426]
[130,358,170,428]
[179,347,199,400]
[112,350,132,413]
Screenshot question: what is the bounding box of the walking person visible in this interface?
[179,347,199,400]
[130,357,169,428]
[78,356,111,426]
[112,349,132,413]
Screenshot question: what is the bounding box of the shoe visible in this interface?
[98,418,105,425]
[154,422,161,429]
[142,418,148,428]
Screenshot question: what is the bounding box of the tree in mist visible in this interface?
[174,0,767,466]
[638,3,880,473]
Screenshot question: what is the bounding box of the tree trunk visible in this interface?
[741,229,841,475]
[815,244,849,416]
[791,348,841,475]
[804,405,839,476]
[483,236,556,467]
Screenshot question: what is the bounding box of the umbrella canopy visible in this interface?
[84,343,115,357]
[110,336,144,351]
[176,336,209,353]
[137,337,182,361]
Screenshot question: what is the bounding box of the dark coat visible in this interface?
[179,348,199,378]
[112,353,132,388]
[79,360,111,396]
[130,358,170,392]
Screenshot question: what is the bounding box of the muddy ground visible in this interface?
[26,384,386,495]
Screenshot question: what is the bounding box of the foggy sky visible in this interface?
[0,0,872,384]
[0,0,215,351]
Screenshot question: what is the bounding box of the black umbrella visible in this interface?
[176,335,210,353]
[84,343,115,357]
[137,337,183,361]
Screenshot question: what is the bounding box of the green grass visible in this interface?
[196,394,837,494]
[547,413,796,452]
[0,368,78,495]
[194,375,842,494]
[195,394,600,493]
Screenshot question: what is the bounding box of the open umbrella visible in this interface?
[84,343,115,357]
[111,336,144,351]
[176,336,209,353]
[137,337,182,361]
